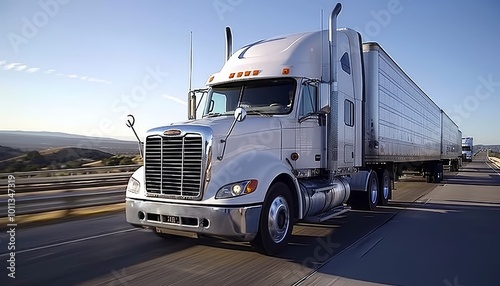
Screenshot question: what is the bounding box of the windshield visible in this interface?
[203,78,296,117]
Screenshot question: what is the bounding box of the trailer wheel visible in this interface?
[377,169,391,206]
[426,174,432,183]
[252,182,293,255]
[437,163,443,183]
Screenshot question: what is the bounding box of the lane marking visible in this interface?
[292,178,444,286]
[485,160,500,176]
[0,228,139,257]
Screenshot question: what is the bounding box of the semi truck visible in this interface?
[125,3,462,255]
[462,136,474,162]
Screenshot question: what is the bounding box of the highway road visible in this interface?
[1,152,499,286]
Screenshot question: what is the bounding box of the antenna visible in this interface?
[187,31,196,120]
[189,31,193,92]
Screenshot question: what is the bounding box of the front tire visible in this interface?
[252,182,293,255]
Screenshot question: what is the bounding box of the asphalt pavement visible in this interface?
[1,153,498,286]
[302,156,500,286]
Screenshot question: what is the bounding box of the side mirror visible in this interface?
[234,107,247,122]
[126,114,144,158]
[319,105,331,114]
[218,107,247,160]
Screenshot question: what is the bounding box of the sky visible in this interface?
[1,0,499,144]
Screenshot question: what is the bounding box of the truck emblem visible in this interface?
[164,129,182,136]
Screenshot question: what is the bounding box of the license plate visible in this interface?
[163,215,180,224]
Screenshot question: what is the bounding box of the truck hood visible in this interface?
[164,116,283,139]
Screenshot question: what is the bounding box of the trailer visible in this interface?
[362,43,462,183]
[441,111,462,171]
[125,3,462,255]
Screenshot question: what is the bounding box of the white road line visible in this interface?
[485,160,500,176]
[0,228,139,257]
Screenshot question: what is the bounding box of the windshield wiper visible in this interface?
[205,112,223,118]
[246,110,271,117]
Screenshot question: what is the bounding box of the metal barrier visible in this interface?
[489,157,500,169]
[0,189,125,217]
[0,164,142,179]
[0,166,139,218]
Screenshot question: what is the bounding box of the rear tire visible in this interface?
[348,171,379,210]
[366,171,379,210]
[426,175,432,183]
[377,169,391,206]
[252,182,293,255]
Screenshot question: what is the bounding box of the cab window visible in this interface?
[300,84,318,116]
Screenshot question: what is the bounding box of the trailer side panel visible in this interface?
[363,42,442,164]
[441,110,461,160]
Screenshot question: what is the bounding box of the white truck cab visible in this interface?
[125,3,461,255]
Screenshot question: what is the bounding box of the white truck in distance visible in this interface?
[462,137,473,162]
[125,3,462,255]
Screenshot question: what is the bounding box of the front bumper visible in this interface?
[126,198,262,241]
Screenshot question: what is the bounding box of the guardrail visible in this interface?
[0,164,142,179]
[0,173,132,194]
[0,171,129,220]
[0,166,140,219]
[489,156,500,169]
[0,189,124,217]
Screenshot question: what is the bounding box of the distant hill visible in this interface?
[476,145,500,153]
[0,147,115,172]
[0,130,139,154]
[0,145,24,161]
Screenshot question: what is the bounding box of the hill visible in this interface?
[0,130,138,154]
[0,146,24,161]
[475,144,500,153]
[0,147,115,172]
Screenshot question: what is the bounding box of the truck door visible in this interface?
[338,49,356,169]
[296,81,324,170]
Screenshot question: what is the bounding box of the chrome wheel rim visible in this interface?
[267,195,289,243]
[383,174,390,199]
[370,177,378,205]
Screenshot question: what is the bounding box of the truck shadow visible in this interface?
[303,200,500,286]
[443,174,500,186]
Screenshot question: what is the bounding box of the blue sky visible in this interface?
[1,0,499,144]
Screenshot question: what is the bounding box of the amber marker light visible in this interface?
[246,180,258,193]
[282,67,290,75]
[229,73,235,79]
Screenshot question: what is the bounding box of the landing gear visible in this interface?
[425,162,443,183]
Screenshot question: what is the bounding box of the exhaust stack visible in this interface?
[327,3,342,175]
[225,27,233,62]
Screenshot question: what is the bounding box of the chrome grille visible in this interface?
[145,134,203,199]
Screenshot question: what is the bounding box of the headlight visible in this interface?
[215,180,258,199]
[127,177,140,194]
